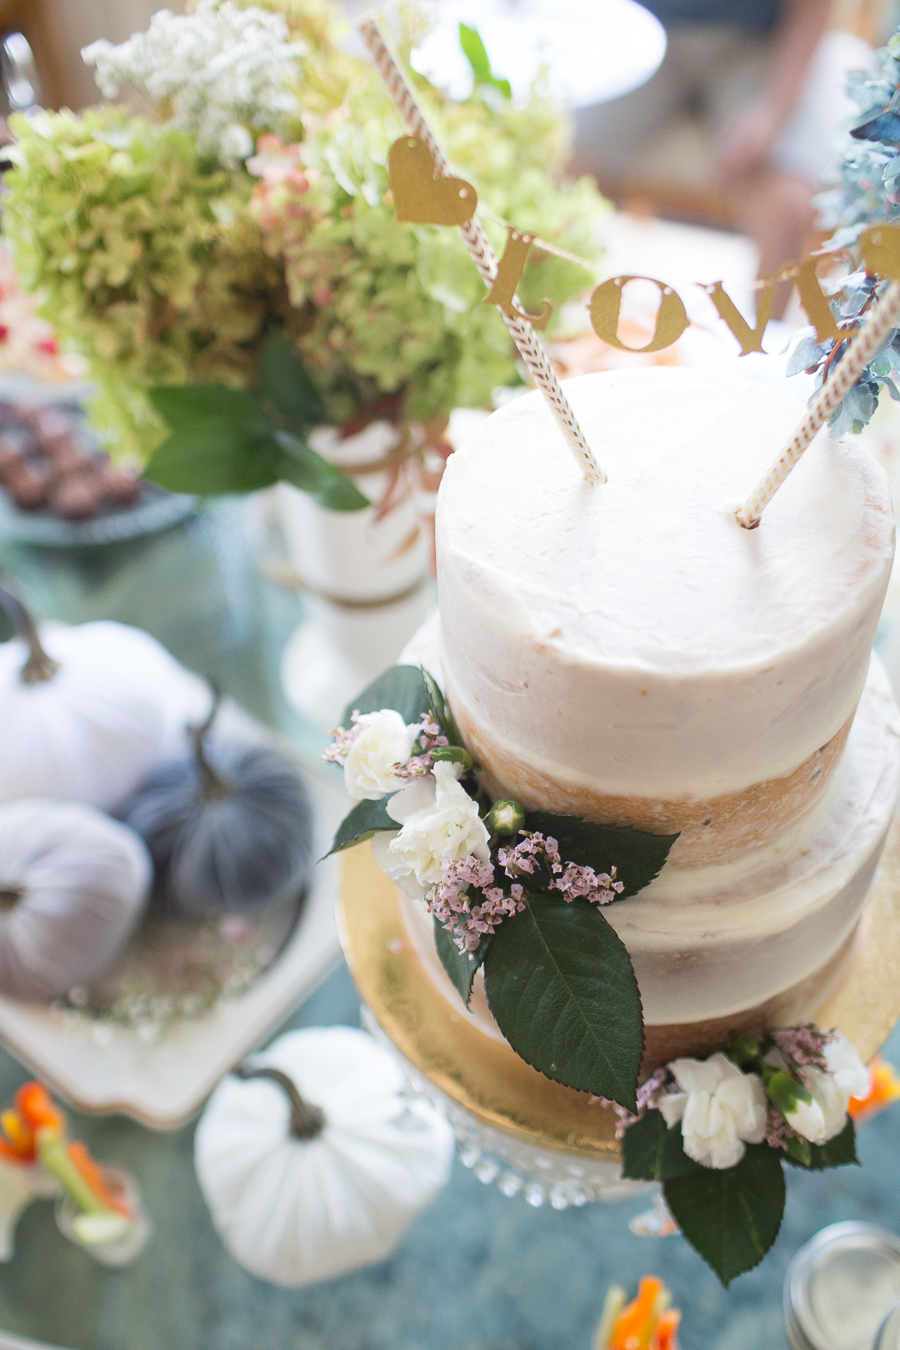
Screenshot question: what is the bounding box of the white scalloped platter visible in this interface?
[0,702,347,1131]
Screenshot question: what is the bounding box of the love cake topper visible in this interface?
[388,137,477,226]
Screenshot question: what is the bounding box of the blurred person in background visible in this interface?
[572,0,859,314]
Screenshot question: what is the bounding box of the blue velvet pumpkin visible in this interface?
[120,730,315,918]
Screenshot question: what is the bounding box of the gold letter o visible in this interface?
[589,275,689,353]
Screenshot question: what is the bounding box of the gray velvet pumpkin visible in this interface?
[119,719,315,917]
[0,799,151,1001]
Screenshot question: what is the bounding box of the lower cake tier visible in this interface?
[398,650,900,1055]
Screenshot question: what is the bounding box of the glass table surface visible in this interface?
[0,500,899,1350]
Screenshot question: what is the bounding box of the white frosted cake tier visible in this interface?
[435,369,894,863]
[398,611,900,1031]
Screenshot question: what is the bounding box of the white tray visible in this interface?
[0,701,347,1130]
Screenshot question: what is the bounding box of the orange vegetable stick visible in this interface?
[656,1308,681,1350]
[0,1109,34,1160]
[0,1139,27,1165]
[612,1277,664,1350]
[15,1083,64,1134]
[67,1141,130,1217]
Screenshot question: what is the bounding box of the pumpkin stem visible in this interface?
[189,686,231,800]
[0,583,59,685]
[233,1064,326,1140]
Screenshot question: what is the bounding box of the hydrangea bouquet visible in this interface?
[1,0,607,504]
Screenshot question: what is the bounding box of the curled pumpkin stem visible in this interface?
[189,685,231,800]
[233,1064,326,1140]
[0,582,59,685]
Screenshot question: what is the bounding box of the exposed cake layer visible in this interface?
[398,653,900,1034]
[436,369,894,861]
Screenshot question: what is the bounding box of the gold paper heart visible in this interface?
[388,137,477,226]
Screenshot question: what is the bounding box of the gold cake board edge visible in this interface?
[337,816,900,1164]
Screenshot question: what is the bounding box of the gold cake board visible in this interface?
[337,815,900,1164]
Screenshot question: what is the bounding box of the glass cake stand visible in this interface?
[338,818,900,1204]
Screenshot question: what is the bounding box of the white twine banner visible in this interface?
[359,17,605,487]
[735,278,900,528]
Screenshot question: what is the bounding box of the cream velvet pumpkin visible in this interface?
[194,1026,455,1287]
[0,799,152,1000]
[0,598,207,812]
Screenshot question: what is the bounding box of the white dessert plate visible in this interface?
[0,702,348,1131]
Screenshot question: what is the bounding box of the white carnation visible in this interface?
[783,1094,828,1144]
[798,1033,869,1144]
[659,1052,767,1170]
[82,0,305,166]
[370,762,490,898]
[342,710,419,801]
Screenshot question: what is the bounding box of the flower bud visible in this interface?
[728,1035,760,1067]
[486,799,526,836]
[430,745,473,771]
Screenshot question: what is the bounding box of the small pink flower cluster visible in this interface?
[499,832,624,908]
[426,857,525,955]
[393,714,449,781]
[765,1107,803,1153]
[600,1066,671,1139]
[772,1024,833,1075]
[321,710,362,767]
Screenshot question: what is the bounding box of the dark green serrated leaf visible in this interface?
[664,1143,785,1287]
[276,432,369,511]
[326,797,396,857]
[786,1116,859,1171]
[434,918,490,1005]
[259,330,326,427]
[483,892,643,1112]
[342,664,432,730]
[524,811,678,900]
[621,1108,701,1182]
[459,22,512,98]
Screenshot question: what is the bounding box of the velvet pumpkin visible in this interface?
[119,704,315,917]
[0,799,151,1001]
[0,584,204,812]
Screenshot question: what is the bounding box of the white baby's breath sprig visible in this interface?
[82,0,306,167]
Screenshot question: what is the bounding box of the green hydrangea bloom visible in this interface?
[2,4,608,459]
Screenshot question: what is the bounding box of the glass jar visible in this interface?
[785,1222,900,1350]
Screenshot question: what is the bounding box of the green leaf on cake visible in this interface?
[326,797,397,856]
[482,892,643,1112]
[434,919,491,1004]
[524,811,679,900]
[342,664,433,729]
[786,1116,859,1171]
[663,1143,785,1287]
[621,1108,701,1182]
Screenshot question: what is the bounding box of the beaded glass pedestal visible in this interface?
[338,817,900,1204]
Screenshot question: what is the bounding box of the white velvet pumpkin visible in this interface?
[0,799,152,1000]
[194,1027,454,1287]
[0,617,207,811]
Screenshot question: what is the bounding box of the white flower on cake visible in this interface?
[659,1053,767,1169]
[340,710,420,801]
[792,1034,869,1144]
[371,762,490,898]
[82,0,305,167]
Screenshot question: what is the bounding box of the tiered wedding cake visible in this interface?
[400,367,900,1064]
